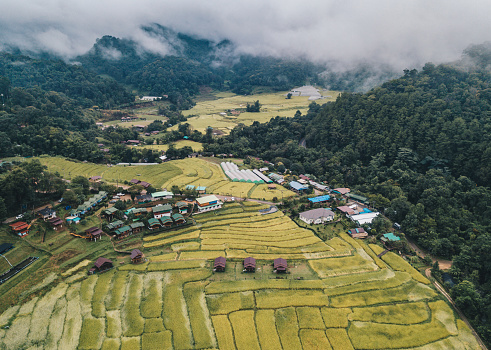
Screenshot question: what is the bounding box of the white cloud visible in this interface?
[0,0,489,69]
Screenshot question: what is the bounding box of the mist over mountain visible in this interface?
[0,0,490,93]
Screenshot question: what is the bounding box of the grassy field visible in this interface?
[0,201,480,349]
[139,140,204,152]
[172,90,340,134]
[34,156,295,199]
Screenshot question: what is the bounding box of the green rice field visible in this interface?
[0,201,479,349]
[35,156,295,199]
[171,90,340,134]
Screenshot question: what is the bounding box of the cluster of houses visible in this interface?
[129,179,152,189]
[67,191,108,220]
[37,207,64,231]
[213,256,288,273]
[337,205,380,226]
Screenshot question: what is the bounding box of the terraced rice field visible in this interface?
[36,156,294,199]
[0,201,479,349]
[173,90,340,134]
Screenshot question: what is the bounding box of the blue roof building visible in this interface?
[382,232,401,242]
[289,181,308,191]
[308,195,331,203]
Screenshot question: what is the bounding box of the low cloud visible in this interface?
[0,0,489,70]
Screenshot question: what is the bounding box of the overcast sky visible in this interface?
[0,0,489,69]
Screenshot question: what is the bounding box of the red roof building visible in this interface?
[9,222,30,237]
[274,258,287,273]
[214,256,226,272]
[337,206,356,216]
[89,257,113,274]
[243,257,256,272]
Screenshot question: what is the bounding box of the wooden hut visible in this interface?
[243,257,256,272]
[48,217,64,231]
[172,213,186,225]
[148,218,161,229]
[160,216,173,227]
[88,257,113,274]
[214,256,226,272]
[274,258,287,273]
[85,226,103,241]
[348,227,368,239]
[130,249,144,264]
[130,222,145,234]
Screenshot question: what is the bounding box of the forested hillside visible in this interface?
[0,52,133,108]
[205,48,491,341]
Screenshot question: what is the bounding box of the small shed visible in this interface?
[176,202,189,214]
[131,249,144,264]
[214,256,226,272]
[89,257,113,274]
[243,257,256,272]
[197,186,207,194]
[274,258,287,273]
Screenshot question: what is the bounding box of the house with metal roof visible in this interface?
[196,195,222,213]
[131,249,144,264]
[176,202,189,214]
[274,258,287,273]
[299,208,335,225]
[289,181,308,192]
[172,213,186,225]
[381,232,401,242]
[348,228,368,239]
[148,218,161,229]
[350,212,380,225]
[332,188,350,195]
[214,257,226,272]
[37,207,56,221]
[243,257,256,272]
[152,204,172,218]
[132,208,148,216]
[308,195,331,204]
[130,222,145,234]
[159,216,173,227]
[152,191,173,200]
[106,220,124,231]
[346,193,369,204]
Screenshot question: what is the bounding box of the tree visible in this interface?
[114,200,126,210]
[286,93,292,99]
[451,280,482,319]
[246,100,261,112]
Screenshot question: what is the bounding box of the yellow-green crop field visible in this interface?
[172,90,340,134]
[35,156,294,199]
[140,140,204,152]
[0,201,479,349]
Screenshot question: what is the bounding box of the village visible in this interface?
[1,158,410,284]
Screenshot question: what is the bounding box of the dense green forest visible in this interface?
[0,52,133,108]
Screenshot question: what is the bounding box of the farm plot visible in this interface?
[174,90,339,134]
[0,203,481,349]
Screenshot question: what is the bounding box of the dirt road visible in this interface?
[408,239,452,270]
[426,268,488,350]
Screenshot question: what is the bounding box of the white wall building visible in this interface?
[299,208,335,225]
